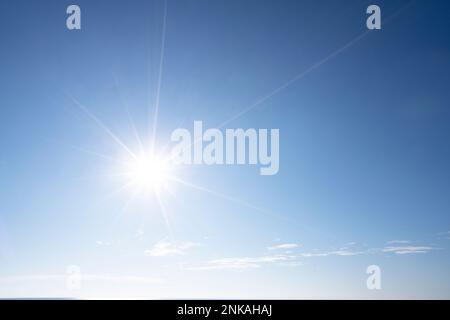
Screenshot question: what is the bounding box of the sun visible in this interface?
[124,153,172,193]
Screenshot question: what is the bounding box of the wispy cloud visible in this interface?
[300,248,363,257]
[144,240,198,257]
[188,247,363,271]
[387,240,411,244]
[300,244,435,257]
[330,249,364,256]
[189,254,297,271]
[135,228,145,239]
[186,237,441,272]
[300,252,330,257]
[438,231,450,240]
[267,243,299,251]
[382,246,435,255]
[96,240,113,246]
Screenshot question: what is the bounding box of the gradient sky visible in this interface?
[1,0,450,299]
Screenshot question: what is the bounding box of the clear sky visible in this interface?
[0,0,450,299]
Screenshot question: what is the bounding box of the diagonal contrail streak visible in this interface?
[216,1,414,129]
[171,28,373,158]
[169,176,276,218]
[217,29,371,129]
[154,187,175,242]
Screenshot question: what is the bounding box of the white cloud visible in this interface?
[382,246,434,255]
[300,248,363,257]
[267,243,299,251]
[387,240,411,244]
[189,254,297,271]
[330,249,363,256]
[300,252,330,257]
[135,228,145,239]
[185,238,439,272]
[300,244,435,257]
[189,247,362,271]
[144,240,198,257]
[96,240,112,246]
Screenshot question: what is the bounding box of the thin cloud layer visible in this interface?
[387,240,411,244]
[300,248,363,257]
[382,246,435,255]
[145,240,198,257]
[267,243,299,251]
[189,254,297,271]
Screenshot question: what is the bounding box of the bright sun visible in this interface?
[124,154,172,192]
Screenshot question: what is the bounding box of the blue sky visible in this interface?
[0,0,450,298]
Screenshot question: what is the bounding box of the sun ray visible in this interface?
[111,71,146,155]
[169,176,274,217]
[154,187,175,242]
[150,0,168,154]
[68,144,128,166]
[121,152,172,193]
[89,181,135,211]
[171,176,340,241]
[110,187,141,230]
[68,95,137,160]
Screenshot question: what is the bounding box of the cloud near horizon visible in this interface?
[300,248,363,257]
[188,254,297,271]
[267,243,299,251]
[387,240,411,244]
[382,246,435,255]
[145,240,199,257]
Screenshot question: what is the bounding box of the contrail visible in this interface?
[173,28,373,157]
[217,29,371,129]
[217,1,414,128]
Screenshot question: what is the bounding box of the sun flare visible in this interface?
[124,154,172,192]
